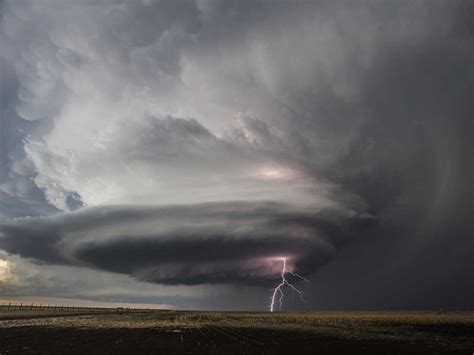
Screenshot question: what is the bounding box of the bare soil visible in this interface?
[0,309,472,354]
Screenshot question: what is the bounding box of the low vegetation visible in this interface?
[0,308,472,354]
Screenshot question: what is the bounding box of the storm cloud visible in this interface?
[0,202,372,285]
[0,0,472,309]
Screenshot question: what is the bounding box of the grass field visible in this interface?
[0,308,472,354]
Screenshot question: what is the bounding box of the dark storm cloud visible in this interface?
[0,0,472,309]
[0,202,372,285]
[297,1,474,309]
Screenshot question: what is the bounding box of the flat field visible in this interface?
[0,308,473,354]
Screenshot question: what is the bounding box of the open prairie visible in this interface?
[0,309,473,354]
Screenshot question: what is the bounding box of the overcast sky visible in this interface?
[0,0,472,311]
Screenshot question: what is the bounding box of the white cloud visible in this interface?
[4,0,381,213]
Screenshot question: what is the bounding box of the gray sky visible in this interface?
[0,0,472,310]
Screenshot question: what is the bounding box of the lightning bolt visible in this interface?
[270,257,308,312]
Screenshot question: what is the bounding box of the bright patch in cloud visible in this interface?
[0,260,12,283]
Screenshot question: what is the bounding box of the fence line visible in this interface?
[0,302,156,313]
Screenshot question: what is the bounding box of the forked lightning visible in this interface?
[270,257,308,312]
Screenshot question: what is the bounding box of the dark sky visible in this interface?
[0,0,472,311]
